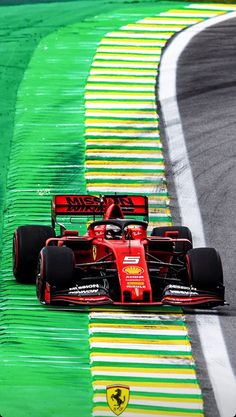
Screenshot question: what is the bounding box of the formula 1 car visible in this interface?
[13,194,225,307]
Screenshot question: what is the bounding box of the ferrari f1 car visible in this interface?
[13,194,225,307]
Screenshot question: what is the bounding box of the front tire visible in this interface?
[37,246,75,302]
[187,247,224,293]
[13,225,55,283]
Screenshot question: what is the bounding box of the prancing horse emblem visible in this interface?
[92,245,97,261]
[106,385,130,416]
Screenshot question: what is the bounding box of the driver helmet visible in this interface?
[105,224,121,239]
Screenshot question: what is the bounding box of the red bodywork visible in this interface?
[38,194,225,307]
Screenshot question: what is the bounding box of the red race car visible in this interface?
[13,194,225,307]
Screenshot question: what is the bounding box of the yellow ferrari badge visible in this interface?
[92,245,97,261]
[106,385,130,416]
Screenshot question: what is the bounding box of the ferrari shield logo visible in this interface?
[106,385,130,416]
[92,245,97,261]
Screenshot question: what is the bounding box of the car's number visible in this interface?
[123,256,140,264]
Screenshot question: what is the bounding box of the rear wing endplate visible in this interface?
[52,194,148,227]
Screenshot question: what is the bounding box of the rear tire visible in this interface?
[37,246,75,301]
[187,247,224,292]
[13,225,55,283]
[151,226,192,251]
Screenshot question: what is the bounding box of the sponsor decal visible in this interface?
[64,195,134,212]
[125,275,144,280]
[68,283,100,295]
[163,284,198,297]
[123,266,144,275]
[127,285,145,289]
[127,281,145,287]
[66,196,100,212]
[106,385,130,416]
[92,245,97,260]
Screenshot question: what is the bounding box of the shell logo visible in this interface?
[123,266,144,275]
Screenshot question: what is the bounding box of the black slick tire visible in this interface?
[38,246,75,293]
[13,225,55,283]
[187,247,224,292]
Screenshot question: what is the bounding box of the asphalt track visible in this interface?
[161,17,236,416]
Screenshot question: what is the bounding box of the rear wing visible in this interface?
[51,194,148,227]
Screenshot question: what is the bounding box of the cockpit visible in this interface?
[88,219,148,240]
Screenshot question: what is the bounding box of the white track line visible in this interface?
[159,11,236,417]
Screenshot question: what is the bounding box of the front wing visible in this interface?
[43,283,225,308]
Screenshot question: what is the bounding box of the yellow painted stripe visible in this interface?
[100,38,166,45]
[86,139,160,144]
[87,147,162,155]
[93,406,203,416]
[86,101,156,108]
[91,366,195,375]
[131,396,202,405]
[94,393,202,404]
[85,119,157,126]
[90,352,192,360]
[90,68,157,75]
[86,160,163,165]
[89,323,186,330]
[95,53,161,60]
[140,17,203,23]
[107,30,174,36]
[88,76,156,82]
[122,23,186,30]
[97,46,162,53]
[86,85,154,91]
[93,380,200,389]
[132,395,202,404]
[85,92,154,98]
[86,146,161,151]
[87,174,164,180]
[86,109,158,115]
[90,337,190,345]
[87,186,168,191]
[92,60,158,68]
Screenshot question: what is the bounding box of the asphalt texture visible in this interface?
[161,18,236,417]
